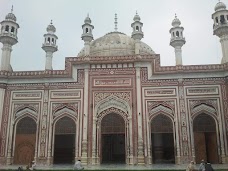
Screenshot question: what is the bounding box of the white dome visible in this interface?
[172,17,181,27]
[77,32,155,57]
[215,2,226,11]
[5,12,16,22]
[47,24,56,33]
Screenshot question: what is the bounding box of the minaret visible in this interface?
[131,12,144,55]
[169,14,186,65]
[81,14,94,56]
[0,6,19,71]
[212,1,228,64]
[42,20,58,70]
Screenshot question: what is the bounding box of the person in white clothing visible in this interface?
[73,160,84,170]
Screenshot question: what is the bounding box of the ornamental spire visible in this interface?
[11,5,13,13]
[114,13,118,31]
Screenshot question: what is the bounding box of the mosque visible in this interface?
[1,1,228,166]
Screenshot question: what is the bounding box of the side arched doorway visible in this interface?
[193,114,219,163]
[151,114,175,163]
[101,113,126,163]
[14,117,36,164]
[54,116,76,164]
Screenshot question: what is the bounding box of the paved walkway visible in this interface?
[1,164,228,170]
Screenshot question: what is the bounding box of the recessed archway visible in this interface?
[193,114,219,163]
[101,113,126,164]
[151,114,175,164]
[14,117,36,164]
[54,116,76,164]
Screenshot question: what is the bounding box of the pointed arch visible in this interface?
[53,107,77,120]
[15,107,37,122]
[192,103,217,120]
[95,95,131,117]
[13,116,37,164]
[97,107,129,124]
[149,105,174,121]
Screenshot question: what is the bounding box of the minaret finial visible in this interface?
[50,20,53,24]
[11,5,13,13]
[114,13,118,31]
[136,11,138,15]
[87,13,89,17]
[175,13,177,18]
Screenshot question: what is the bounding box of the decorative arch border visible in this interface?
[148,105,174,122]
[147,105,176,164]
[12,114,37,165]
[14,105,38,116]
[53,113,77,126]
[51,114,78,158]
[189,101,221,164]
[14,108,38,123]
[190,100,218,112]
[94,106,131,164]
[97,107,129,124]
[53,107,78,120]
[191,103,218,121]
[95,95,131,118]
[53,103,78,114]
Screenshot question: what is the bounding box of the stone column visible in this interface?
[92,117,97,164]
[218,113,226,163]
[1,44,12,71]
[220,35,228,63]
[135,39,140,55]
[135,63,144,164]
[6,121,14,165]
[174,46,183,65]
[47,118,53,165]
[45,52,53,70]
[0,88,5,134]
[128,117,133,164]
[38,88,49,164]
[81,65,89,164]
[84,41,91,56]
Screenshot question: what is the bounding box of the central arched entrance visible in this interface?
[151,114,175,164]
[14,117,36,164]
[54,116,76,164]
[193,114,219,163]
[101,113,125,163]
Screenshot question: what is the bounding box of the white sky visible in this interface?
[0,0,225,71]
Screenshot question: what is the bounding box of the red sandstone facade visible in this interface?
[0,55,228,165]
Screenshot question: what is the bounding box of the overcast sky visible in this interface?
[0,0,225,71]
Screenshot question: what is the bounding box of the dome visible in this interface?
[47,23,56,33]
[133,13,141,21]
[77,32,155,57]
[84,16,91,24]
[215,2,226,11]
[5,12,16,22]
[172,16,181,27]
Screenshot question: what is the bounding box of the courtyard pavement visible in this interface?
[0,164,228,170]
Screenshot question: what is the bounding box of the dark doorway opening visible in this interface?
[152,133,175,163]
[54,117,76,164]
[102,134,125,163]
[151,114,175,164]
[193,113,219,164]
[101,113,126,163]
[54,134,75,164]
